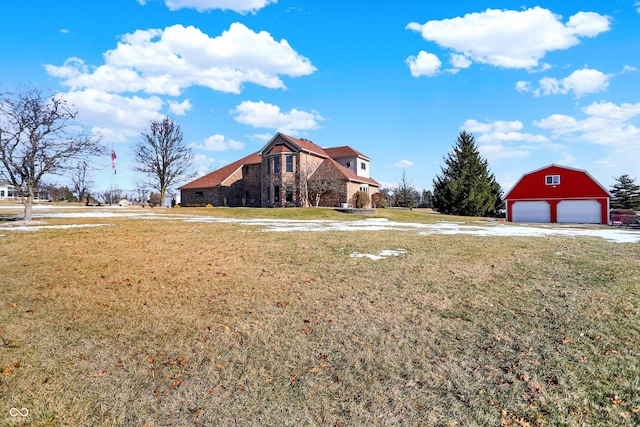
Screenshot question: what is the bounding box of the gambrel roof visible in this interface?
[504,164,611,200]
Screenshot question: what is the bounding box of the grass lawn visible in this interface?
[1,207,639,426]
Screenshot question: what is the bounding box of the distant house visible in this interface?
[504,164,611,224]
[180,133,380,208]
[0,179,18,199]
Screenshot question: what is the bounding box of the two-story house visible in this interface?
[0,179,18,199]
[180,133,379,208]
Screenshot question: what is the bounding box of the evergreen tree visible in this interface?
[610,175,640,209]
[420,189,434,208]
[432,131,502,216]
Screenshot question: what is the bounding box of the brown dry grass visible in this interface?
[1,208,639,426]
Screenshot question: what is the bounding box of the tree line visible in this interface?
[2,88,638,223]
[0,89,193,223]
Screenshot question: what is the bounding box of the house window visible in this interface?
[285,155,293,172]
[545,175,560,185]
[360,162,367,170]
[274,185,280,203]
[285,185,293,203]
[0,191,4,197]
[359,185,368,194]
[274,156,281,173]
[195,191,203,198]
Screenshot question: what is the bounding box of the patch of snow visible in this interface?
[1,223,114,231]
[350,248,408,260]
[0,208,638,244]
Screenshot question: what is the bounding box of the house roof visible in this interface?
[321,157,380,187]
[270,145,294,153]
[504,164,611,200]
[180,132,379,190]
[324,146,370,161]
[262,133,329,158]
[179,152,262,189]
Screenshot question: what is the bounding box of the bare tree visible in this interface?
[395,168,416,208]
[99,187,124,205]
[133,117,193,206]
[71,160,94,205]
[0,88,104,223]
[304,161,346,207]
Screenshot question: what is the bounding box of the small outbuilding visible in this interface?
[504,164,611,224]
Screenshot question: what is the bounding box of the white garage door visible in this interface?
[511,201,550,223]
[557,200,601,224]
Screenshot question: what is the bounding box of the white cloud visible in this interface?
[230,100,324,134]
[191,134,245,151]
[636,1,640,13]
[248,133,274,143]
[407,7,610,70]
[46,23,315,96]
[60,89,164,142]
[534,101,640,146]
[463,119,525,134]
[394,159,414,168]
[162,0,276,14]
[168,99,192,115]
[406,51,441,77]
[192,153,216,177]
[450,53,471,69]
[479,143,530,160]
[518,68,611,97]
[516,81,532,93]
[462,119,549,161]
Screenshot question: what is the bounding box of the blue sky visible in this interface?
[2,0,639,196]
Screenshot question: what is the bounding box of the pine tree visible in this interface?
[610,175,640,210]
[432,131,502,216]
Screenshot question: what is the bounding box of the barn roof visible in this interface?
[504,164,611,200]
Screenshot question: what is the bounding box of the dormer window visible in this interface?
[360,162,366,170]
[545,175,560,185]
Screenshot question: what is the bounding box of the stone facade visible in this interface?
[180,133,379,208]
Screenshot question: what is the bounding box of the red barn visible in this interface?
[504,165,611,224]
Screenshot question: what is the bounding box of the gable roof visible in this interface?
[179,152,262,190]
[504,164,611,200]
[261,132,329,158]
[180,133,379,191]
[324,146,370,161]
